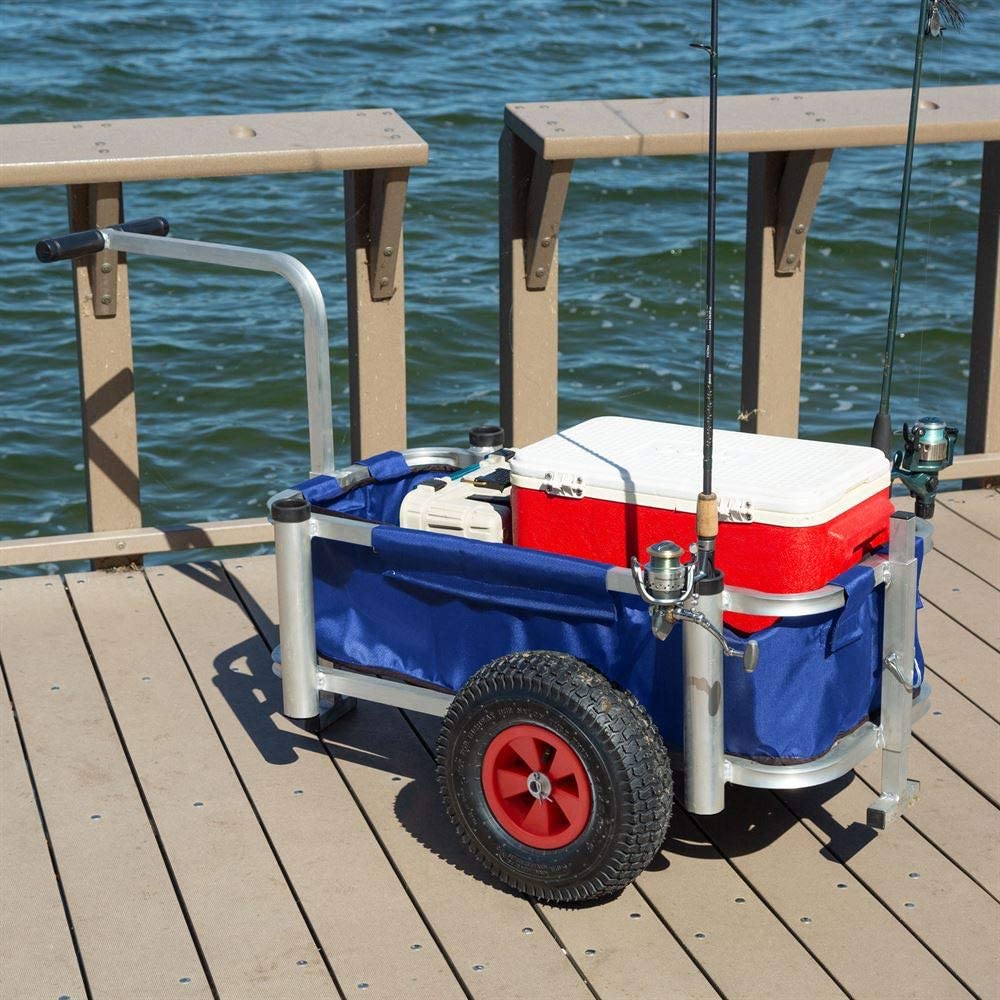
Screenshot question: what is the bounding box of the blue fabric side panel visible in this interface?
[296,475,344,507]
[359,451,411,480]
[294,465,445,523]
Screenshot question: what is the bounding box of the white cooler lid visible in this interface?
[509,417,890,527]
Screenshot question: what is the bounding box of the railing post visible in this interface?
[344,167,410,462]
[67,182,141,569]
[499,127,570,447]
[740,149,830,438]
[966,140,1000,485]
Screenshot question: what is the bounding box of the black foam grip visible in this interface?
[35,216,170,263]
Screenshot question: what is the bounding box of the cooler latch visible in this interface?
[541,471,585,498]
[718,496,753,522]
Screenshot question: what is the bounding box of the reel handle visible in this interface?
[36,216,170,262]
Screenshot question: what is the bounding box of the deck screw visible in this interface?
[541,237,552,247]
[535,267,545,278]
[795,224,805,234]
[694,933,706,940]
[521,927,533,935]
[179,978,192,985]
[193,801,204,808]
[379,276,389,287]
[90,814,101,821]
[357,985,369,991]
[786,254,796,264]
[734,897,746,904]
[142,676,151,682]
[116,541,125,550]
[51,685,60,691]
[384,247,394,257]
[800,917,812,924]
[908,872,920,879]
[410,943,422,950]
[296,960,308,966]
[905,902,916,909]
[101,262,112,273]
[293,789,304,796]
[836,883,848,889]
[472,964,485,971]
[100,294,112,305]
[629,912,641,919]
[584,949,596,956]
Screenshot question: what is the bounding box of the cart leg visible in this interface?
[867,511,920,830]
[683,587,726,815]
[272,494,354,733]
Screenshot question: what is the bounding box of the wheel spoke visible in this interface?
[522,797,552,836]
[507,734,543,772]
[493,766,529,801]
[547,746,578,781]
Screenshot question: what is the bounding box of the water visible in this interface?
[1,0,995,556]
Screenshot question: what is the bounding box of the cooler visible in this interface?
[510,417,894,632]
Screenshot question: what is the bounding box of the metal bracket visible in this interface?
[366,166,409,300]
[524,156,573,290]
[773,148,833,275]
[84,182,123,317]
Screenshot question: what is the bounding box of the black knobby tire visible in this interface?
[437,650,672,903]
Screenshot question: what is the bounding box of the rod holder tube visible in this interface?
[683,588,726,814]
[272,496,320,722]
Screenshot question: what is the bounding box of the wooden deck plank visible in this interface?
[405,713,720,1000]
[914,669,1000,806]
[917,602,999,722]
[156,559,465,1000]
[854,742,1000,901]
[225,558,597,1000]
[0,662,87,1000]
[66,570,336,1000]
[692,784,969,999]
[927,503,1000,589]
[938,489,1000,539]
[780,777,1000,999]
[0,575,210,999]
[640,807,846,1000]
[918,549,1000,652]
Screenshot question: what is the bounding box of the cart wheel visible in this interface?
[437,651,672,902]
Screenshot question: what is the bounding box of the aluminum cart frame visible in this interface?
[271,465,930,829]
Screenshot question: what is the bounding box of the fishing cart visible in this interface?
[32,0,963,906]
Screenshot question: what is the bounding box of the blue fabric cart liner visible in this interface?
[295,455,924,763]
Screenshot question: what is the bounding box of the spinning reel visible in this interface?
[892,418,957,519]
[631,541,759,673]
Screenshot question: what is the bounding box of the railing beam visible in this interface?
[500,127,567,447]
[67,182,142,568]
[966,140,1000,486]
[344,167,410,461]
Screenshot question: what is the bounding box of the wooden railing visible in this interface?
[0,109,426,567]
[1,86,998,570]
[499,84,1000,481]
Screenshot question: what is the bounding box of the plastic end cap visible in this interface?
[35,239,58,263]
[470,425,505,449]
[271,495,311,523]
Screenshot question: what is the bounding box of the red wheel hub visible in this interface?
[481,723,592,849]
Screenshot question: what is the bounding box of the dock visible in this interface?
[2,488,997,1000]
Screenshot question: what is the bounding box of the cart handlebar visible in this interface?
[35,216,170,263]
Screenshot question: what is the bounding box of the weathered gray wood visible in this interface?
[500,127,560,447]
[0,574,210,999]
[345,169,409,460]
[966,142,1000,480]
[68,182,142,567]
[178,557,462,1000]
[67,570,336,1000]
[0,109,427,187]
[0,661,87,1000]
[740,151,806,437]
[780,776,1000,998]
[692,785,968,999]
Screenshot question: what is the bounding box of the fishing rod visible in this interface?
[870,0,963,514]
[691,0,721,584]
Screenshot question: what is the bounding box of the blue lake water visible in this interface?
[1,0,996,556]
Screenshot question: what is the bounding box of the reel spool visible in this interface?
[893,417,958,518]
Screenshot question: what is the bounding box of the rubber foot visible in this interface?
[286,695,357,734]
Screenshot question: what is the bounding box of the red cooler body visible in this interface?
[510,417,893,632]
